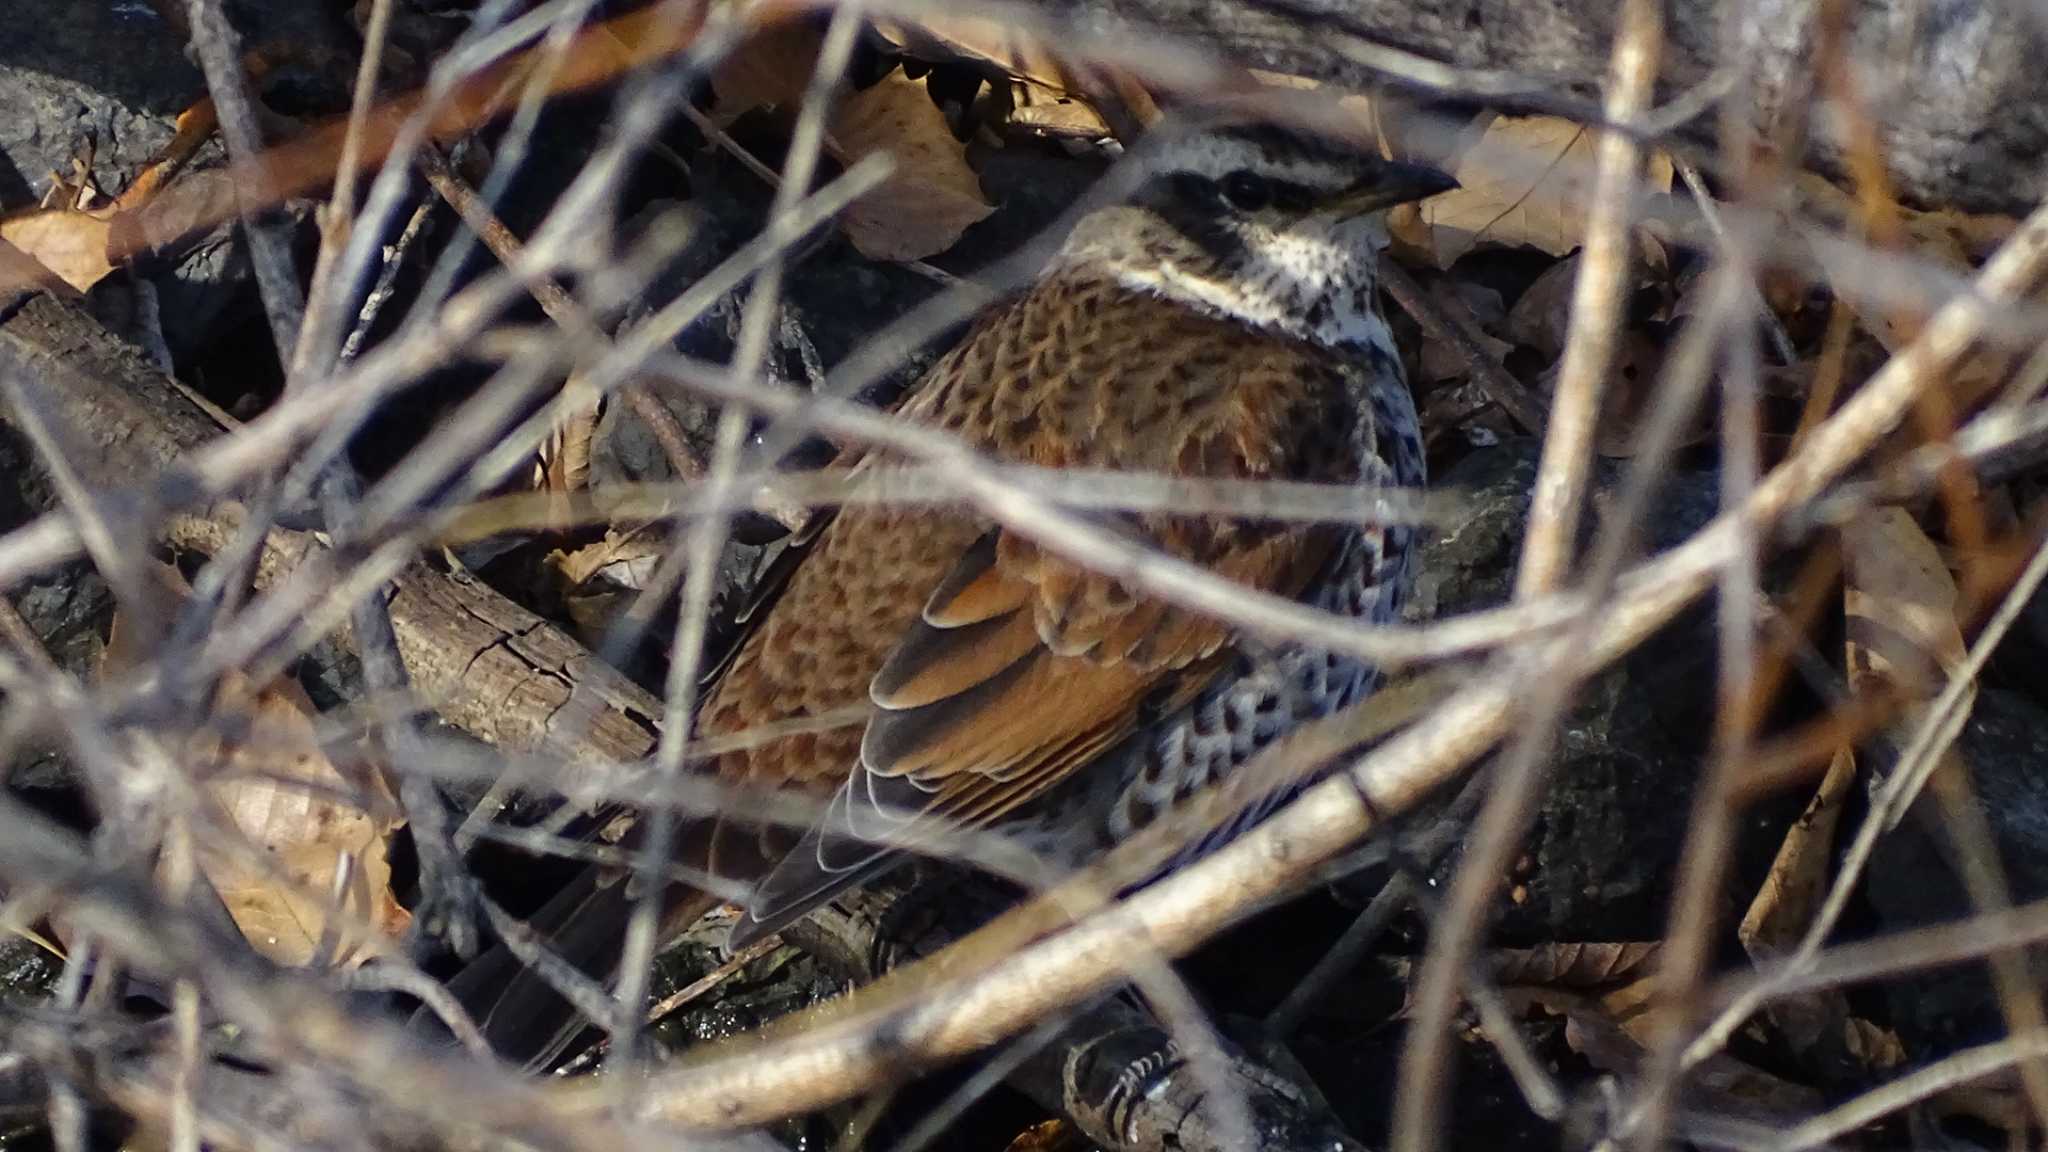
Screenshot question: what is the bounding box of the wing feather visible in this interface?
[721,273,1382,947]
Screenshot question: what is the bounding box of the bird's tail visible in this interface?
[409,868,716,1070]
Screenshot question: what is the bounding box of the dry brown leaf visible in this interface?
[1007,80,1116,140]
[1243,70,1384,149]
[1734,509,1972,1065]
[5,160,245,295]
[1510,983,1822,1118]
[1397,114,1673,269]
[706,26,993,261]
[1,207,115,292]
[537,377,602,494]
[548,526,662,588]
[1737,746,1858,1054]
[876,18,1158,138]
[1797,172,2017,401]
[4,113,223,294]
[1496,944,1665,1038]
[874,16,1070,94]
[872,16,1163,134]
[1505,254,1580,362]
[830,70,993,261]
[1843,507,1969,695]
[197,668,409,966]
[705,22,818,124]
[1397,944,1663,1036]
[1740,745,1857,967]
[105,563,408,967]
[1842,508,1976,836]
[1490,941,1663,989]
[549,526,666,648]
[1795,171,2019,266]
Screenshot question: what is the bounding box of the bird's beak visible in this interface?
[1330,161,1460,215]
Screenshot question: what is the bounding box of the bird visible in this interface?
[419,114,1449,1068]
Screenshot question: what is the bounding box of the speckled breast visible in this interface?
[1038,337,1424,869]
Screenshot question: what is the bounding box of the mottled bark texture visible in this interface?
[1065,0,2042,215]
[0,285,663,768]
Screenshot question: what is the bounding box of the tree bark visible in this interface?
[0,284,664,769]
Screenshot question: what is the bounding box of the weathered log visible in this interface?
[0,283,664,769]
[1060,0,2040,216]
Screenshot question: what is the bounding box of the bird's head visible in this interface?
[1057,119,1456,349]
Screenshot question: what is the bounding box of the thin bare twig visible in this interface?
[1513,0,1663,596]
[1772,1030,2048,1152]
[557,935,790,1073]
[1627,48,1772,1143]
[1675,527,2048,1078]
[569,140,2048,1142]
[1672,154,1797,366]
[606,0,863,1087]
[1378,259,1549,434]
[1394,0,1665,1142]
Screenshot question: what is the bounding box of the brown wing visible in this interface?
[690,500,985,885]
[704,272,1371,944]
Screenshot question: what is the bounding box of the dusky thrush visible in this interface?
[426,116,1449,1067]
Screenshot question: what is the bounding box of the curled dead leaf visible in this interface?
[549,526,667,649]
[830,70,993,261]
[197,669,409,967]
[1738,746,1858,1054]
[1475,965,1820,1120]
[1,207,115,292]
[105,563,408,967]
[1736,510,1974,1066]
[1842,508,1977,836]
[876,16,1158,138]
[1489,941,1663,988]
[1843,507,1969,696]
[874,15,1069,92]
[537,375,603,494]
[1842,1017,1905,1070]
[1504,254,1580,362]
[1396,114,1673,269]
[1739,744,1858,965]
[4,164,252,295]
[708,25,993,262]
[1243,70,1385,150]
[706,22,817,123]
[1007,80,1116,140]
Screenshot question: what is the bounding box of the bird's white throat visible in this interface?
[1059,206,1400,361]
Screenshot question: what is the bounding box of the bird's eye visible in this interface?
[1219,171,1272,212]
